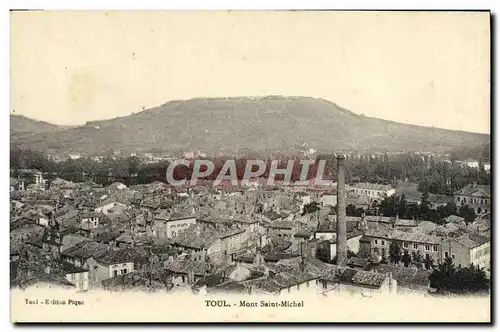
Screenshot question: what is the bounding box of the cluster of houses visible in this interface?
[9,170,490,296]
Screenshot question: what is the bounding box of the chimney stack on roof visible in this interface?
[336,154,347,266]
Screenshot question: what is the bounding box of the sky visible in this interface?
[10,11,490,134]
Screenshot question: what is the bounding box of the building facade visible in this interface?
[454,184,491,214]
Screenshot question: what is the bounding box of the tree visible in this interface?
[346,204,358,217]
[411,251,424,269]
[458,204,477,224]
[398,194,409,219]
[389,241,402,265]
[401,251,412,267]
[420,190,432,211]
[430,258,489,294]
[436,202,458,223]
[302,202,320,216]
[424,255,434,270]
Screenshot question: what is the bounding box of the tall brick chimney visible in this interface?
[336,154,347,266]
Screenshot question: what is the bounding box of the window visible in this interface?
[425,245,430,251]
[121,269,128,274]
[374,239,378,245]
[403,242,409,249]
[113,270,118,277]
[413,243,418,250]
[381,240,385,246]
[444,252,449,258]
[432,245,438,252]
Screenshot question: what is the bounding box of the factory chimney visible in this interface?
[336,154,348,266]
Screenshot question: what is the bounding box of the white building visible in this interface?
[461,159,480,169]
[348,183,395,200]
[441,234,490,271]
[68,154,82,160]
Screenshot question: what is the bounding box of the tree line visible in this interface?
[10,148,489,195]
[346,192,477,224]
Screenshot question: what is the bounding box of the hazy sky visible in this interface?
[10,11,490,134]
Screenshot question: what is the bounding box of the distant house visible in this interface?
[94,231,120,245]
[320,265,397,296]
[321,192,337,207]
[80,212,100,230]
[461,159,480,169]
[102,271,165,292]
[61,241,109,269]
[171,225,248,264]
[267,220,294,241]
[443,215,466,225]
[68,154,82,160]
[108,182,127,191]
[243,259,322,296]
[11,272,76,291]
[152,211,197,238]
[62,262,89,292]
[315,228,364,261]
[454,184,490,214]
[427,194,454,209]
[86,248,146,289]
[95,201,128,215]
[232,219,259,234]
[164,258,210,286]
[348,183,395,200]
[368,264,432,294]
[359,229,442,264]
[441,233,490,272]
[295,192,311,206]
[261,210,282,223]
[10,178,25,191]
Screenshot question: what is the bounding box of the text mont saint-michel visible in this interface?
[205,300,304,308]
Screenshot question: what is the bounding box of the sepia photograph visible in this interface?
[9,10,491,323]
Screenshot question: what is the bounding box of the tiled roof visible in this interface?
[246,278,282,294]
[172,224,244,250]
[95,248,146,265]
[164,258,210,276]
[321,266,387,288]
[364,229,441,245]
[206,281,249,294]
[12,272,76,289]
[454,184,490,197]
[94,231,121,243]
[453,234,489,249]
[62,261,89,274]
[61,234,88,252]
[368,264,431,289]
[317,220,358,233]
[444,215,465,224]
[351,183,393,191]
[61,241,109,260]
[102,271,165,292]
[233,252,256,264]
[351,270,387,287]
[262,210,282,221]
[269,220,293,230]
[347,257,369,268]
